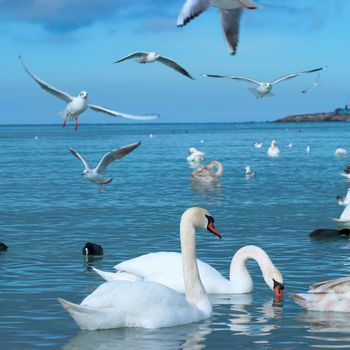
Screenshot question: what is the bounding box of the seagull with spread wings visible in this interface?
[177,0,259,55]
[114,52,194,80]
[203,66,327,98]
[19,56,159,130]
[69,141,141,192]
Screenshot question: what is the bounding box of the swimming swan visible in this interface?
[267,140,280,158]
[187,147,205,162]
[191,161,224,179]
[291,276,350,312]
[93,245,284,298]
[58,207,221,330]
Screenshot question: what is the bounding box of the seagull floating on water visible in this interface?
[114,52,194,80]
[69,141,141,192]
[335,148,347,157]
[177,0,259,55]
[245,166,256,179]
[20,56,159,130]
[254,141,263,149]
[203,66,327,98]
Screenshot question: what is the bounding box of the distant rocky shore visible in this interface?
[275,105,350,122]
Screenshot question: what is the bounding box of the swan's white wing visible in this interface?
[69,147,90,171]
[59,280,205,330]
[95,141,141,174]
[309,276,350,294]
[157,56,194,80]
[113,52,147,63]
[271,66,327,85]
[177,0,210,26]
[203,74,261,85]
[19,55,73,103]
[88,104,159,121]
[219,8,243,55]
[114,252,231,294]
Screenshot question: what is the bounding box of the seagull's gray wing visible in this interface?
[203,74,261,85]
[271,66,327,85]
[95,141,141,174]
[177,0,210,26]
[69,147,90,171]
[113,52,147,63]
[89,104,159,121]
[302,73,321,94]
[219,8,243,55]
[157,56,194,80]
[19,55,73,103]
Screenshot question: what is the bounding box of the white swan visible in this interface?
[58,207,221,330]
[187,147,205,162]
[267,140,280,158]
[191,160,224,180]
[291,276,350,312]
[93,245,284,298]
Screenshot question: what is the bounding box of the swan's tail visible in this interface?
[58,298,117,330]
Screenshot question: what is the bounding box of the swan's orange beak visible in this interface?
[207,222,221,239]
[273,280,284,300]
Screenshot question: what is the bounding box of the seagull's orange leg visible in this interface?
[62,114,69,128]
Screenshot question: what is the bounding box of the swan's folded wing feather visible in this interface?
[89,104,159,120]
[177,0,210,26]
[95,141,141,173]
[309,276,350,294]
[19,56,73,103]
[219,8,243,55]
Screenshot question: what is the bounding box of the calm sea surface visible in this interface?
[1,122,350,349]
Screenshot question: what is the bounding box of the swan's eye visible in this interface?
[205,215,214,224]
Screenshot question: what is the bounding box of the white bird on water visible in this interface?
[20,56,159,130]
[245,166,256,179]
[114,52,194,80]
[203,66,327,98]
[69,142,141,192]
[267,140,280,158]
[177,0,259,55]
[335,148,348,157]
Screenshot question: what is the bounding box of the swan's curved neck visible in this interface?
[180,219,210,312]
[229,246,274,290]
[211,161,224,177]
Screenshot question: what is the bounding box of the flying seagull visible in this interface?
[177,0,259,55]
[69,141,141,192]
[114,52,194,80]
[203,66,327,98]
[19,56,159,130]
[301,72,323,94]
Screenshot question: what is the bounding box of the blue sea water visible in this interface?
[1,122,350,349]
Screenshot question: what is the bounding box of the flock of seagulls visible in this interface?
[6,0,344,333]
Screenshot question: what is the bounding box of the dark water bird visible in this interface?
[309,228,350,239]
[82,242,104,256]
[0,243,8,251]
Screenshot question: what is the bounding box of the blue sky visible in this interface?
[1,0,349,124]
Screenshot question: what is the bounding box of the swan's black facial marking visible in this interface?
[273,279,284,290]
[205,215,221,239]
